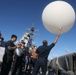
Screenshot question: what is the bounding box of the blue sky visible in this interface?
[0,0,76,60]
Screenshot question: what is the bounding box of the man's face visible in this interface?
[12,37,17,42]
[22,43,25,47]
[46,41,48,45]
[17,43,21,48]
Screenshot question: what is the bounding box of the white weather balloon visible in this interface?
[42,1,75,34]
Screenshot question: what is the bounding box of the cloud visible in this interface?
[65,48,71,54]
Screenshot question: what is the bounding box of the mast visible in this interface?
[20,23,38,49]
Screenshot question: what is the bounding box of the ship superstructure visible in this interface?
[20,25,37,50]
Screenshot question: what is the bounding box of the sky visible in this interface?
[0,0,76,60]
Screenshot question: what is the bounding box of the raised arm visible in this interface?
[53,34,60,44]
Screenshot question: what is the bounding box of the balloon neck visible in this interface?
[59,28,62,31]
[58,27,62,34]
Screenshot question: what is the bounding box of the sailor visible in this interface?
[32,34,60,75]
[0,34,17,75]
[31,46,38,68]
[0,32,6,47]
[21,41,29,71]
